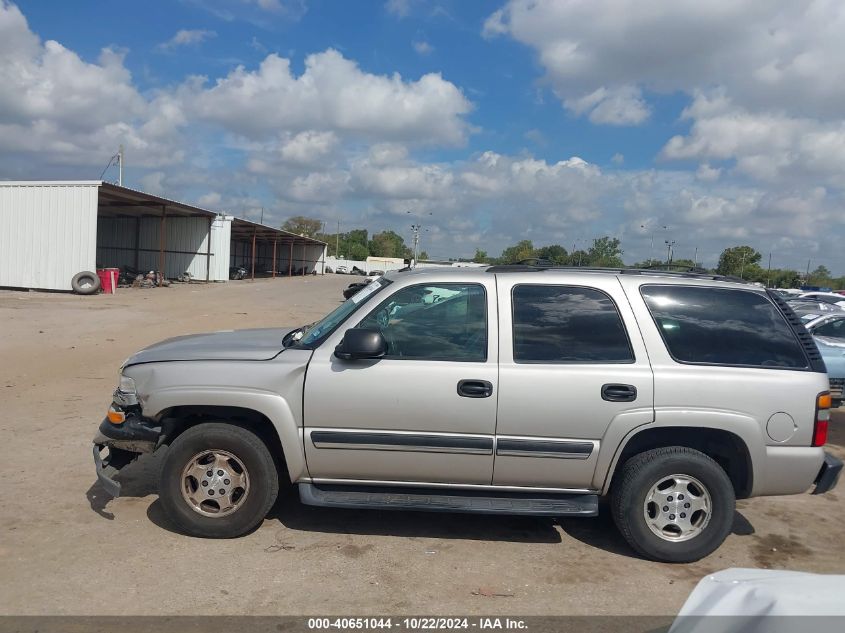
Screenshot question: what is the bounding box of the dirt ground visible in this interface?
[0,275,843,616]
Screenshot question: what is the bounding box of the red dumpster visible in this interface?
[97,268,119,294]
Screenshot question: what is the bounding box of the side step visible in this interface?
[299,483,598,517]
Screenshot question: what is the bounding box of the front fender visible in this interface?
[144,387,307,483]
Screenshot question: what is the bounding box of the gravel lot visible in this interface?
[1,275,843,616]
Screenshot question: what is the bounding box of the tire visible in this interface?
[159,423,279,538]
[71,271,101,295]
[611,447,735,563]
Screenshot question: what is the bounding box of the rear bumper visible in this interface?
[812,452,843,495]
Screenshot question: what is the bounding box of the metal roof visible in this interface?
[230,216,326,246]
[97,183,219,219]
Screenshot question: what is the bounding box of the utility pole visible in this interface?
[767,252,772,288]
[260,207,264,225]
[118,144,124,186]
[693,246,698,268]
[336,220,340,258]
[740,251,747,279]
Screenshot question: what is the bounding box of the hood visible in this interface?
[124,327,295,367]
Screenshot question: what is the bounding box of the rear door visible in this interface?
[493,275,654,489]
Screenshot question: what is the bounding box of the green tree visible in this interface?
[587,236,624,267]
[499,240,536,263]
[418,251,429,260]
[535,244,569,264]
[369,230,410,258]
[472,248,488,264]
[281,216,322,237]
[807,265,832,286]
[716,245,762,278]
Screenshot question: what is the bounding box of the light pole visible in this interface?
[407,211,432,265]
[665,239,676,268]
[641,223,667,261]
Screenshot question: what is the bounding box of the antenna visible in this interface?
[118,144,124,186]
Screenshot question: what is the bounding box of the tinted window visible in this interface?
[512,285,634,363]
[812,318,845,340]
[357,283,487,361]
[641,285,807,368]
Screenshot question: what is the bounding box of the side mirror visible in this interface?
[334,328,387,360]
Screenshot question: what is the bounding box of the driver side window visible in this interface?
[357,283,487,361]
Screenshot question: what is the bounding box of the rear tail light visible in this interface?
[813,392,831,447]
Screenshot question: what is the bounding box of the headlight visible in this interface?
[118,374,136,394]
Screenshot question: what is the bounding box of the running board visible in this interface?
[298,483,598,517]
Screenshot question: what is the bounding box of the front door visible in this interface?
[303,277,498,485]
[493,276,654,489]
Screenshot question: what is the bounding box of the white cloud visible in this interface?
[484,0,845,123]
[191,49,472,144]
[662,92,845,186]
[412,40,434,55]
[565,86,650,126]
[385,0,413,18]
[695,163,721,182]
[156,29,216,51]
[611,153,624,165]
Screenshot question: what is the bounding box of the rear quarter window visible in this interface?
[640,285,808,369]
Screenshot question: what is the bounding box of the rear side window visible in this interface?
[641,285,808,369]
[512,285,634,363]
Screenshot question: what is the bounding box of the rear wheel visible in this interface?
[611,446,735,563]
[159,423,279,538]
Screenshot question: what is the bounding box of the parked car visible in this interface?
[92,267,841,563]
[804,314,845,407]
[368,270,385,276]
[336,265,348,274]
[800,292,845,309]
[787,299,844,321]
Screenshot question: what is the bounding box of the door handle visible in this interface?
[457,379,493,398]
[601,383,637,402]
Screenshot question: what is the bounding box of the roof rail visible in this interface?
[485,263,745,283]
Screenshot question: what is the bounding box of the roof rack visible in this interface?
[485,263,745,283]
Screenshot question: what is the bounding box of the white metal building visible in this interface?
[0,181,326,291]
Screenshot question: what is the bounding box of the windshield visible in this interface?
[297,277,392,347]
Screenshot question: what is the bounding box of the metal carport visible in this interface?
[96,183,230,283]
[229,217,327,280]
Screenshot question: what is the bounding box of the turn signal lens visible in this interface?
[107,407,125,425]
[813,392,831,447]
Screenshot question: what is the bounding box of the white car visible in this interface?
[800,292,845,309]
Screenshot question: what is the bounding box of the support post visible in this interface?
[133,215,140,272]
[302,243,306,275]
[251,229,256,281]
[206,216,213,282]
[289,241,293,276]
[272,239,277,279]
[158,205,167,286]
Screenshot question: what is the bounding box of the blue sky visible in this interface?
[3,0,845,273]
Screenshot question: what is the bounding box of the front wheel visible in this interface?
[159,423,279,538]
[611,447,735,563]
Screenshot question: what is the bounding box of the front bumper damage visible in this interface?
[93,408,161,498]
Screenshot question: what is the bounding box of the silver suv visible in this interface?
[93,266,841,562]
